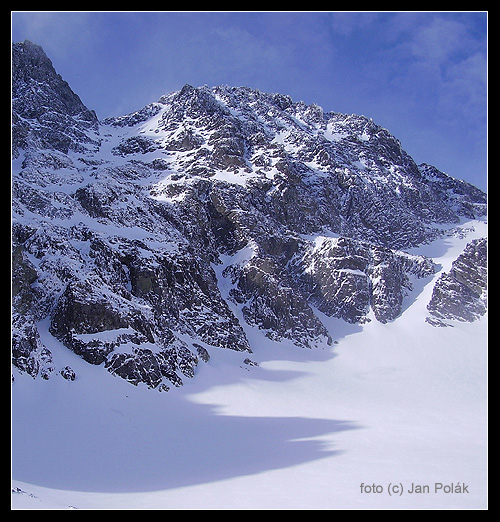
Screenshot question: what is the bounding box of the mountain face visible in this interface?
[11,41,487,389]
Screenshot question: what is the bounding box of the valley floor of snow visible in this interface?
[11,220,488,510]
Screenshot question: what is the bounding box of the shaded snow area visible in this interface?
[12,221,487,510]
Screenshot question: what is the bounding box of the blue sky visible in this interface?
[12,11,487,190]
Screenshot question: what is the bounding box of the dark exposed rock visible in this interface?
[105,348,165,388]
[111,136,159,156]
[60,366,76,381]
[292,236,435,324]
[427,238,487,325]
[193,344,210,363]
[224,251,332,348]
[12,324,51,379]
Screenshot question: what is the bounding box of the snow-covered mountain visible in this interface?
[11,39,488,510]
[12,40,487,390]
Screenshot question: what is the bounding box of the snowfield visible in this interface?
[11,220,487,510]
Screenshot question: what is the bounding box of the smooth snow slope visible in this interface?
[12,220,487,509]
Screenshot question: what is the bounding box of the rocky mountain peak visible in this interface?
[11,41,487,390]
[12,40,98,157]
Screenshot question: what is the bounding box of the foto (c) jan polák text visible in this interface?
[359,482,469,496]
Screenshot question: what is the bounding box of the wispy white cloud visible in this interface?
[409,17,472,66]
[397,15,486,127]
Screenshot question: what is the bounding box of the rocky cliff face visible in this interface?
[426,238,487,326]
[11,40,487,389]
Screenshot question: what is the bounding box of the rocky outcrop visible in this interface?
[223,249,332,349]
[427,238,487,326]
[294,236,435,324]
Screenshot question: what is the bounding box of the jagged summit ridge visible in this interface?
[11,41,487,389]
[102,82,486,247]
